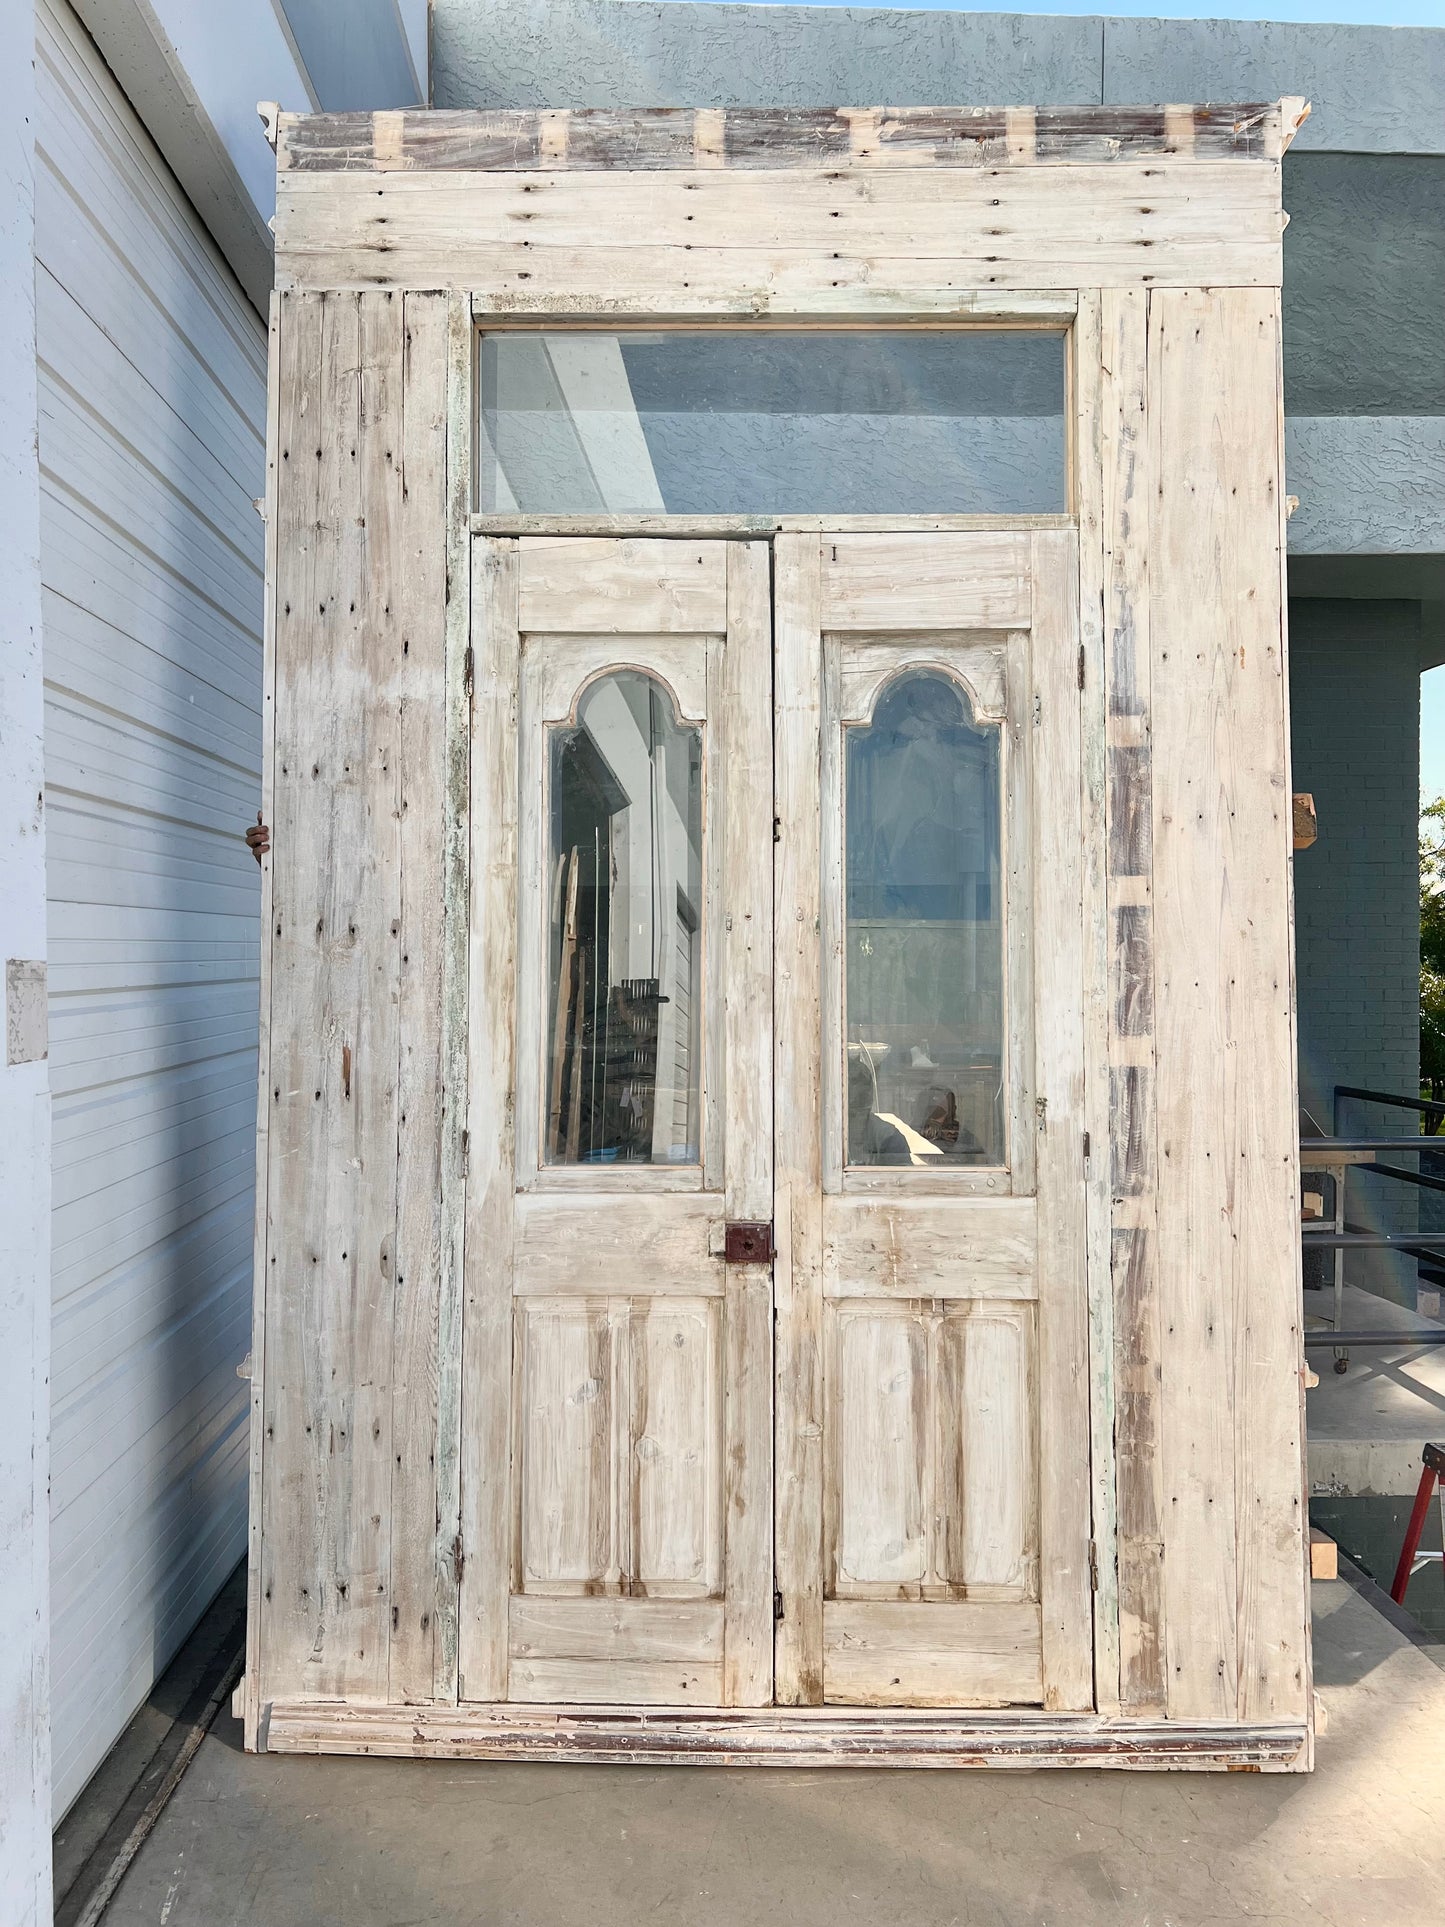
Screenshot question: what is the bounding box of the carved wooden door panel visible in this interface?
[773,531,1095,1712]
[459,537,773,1707]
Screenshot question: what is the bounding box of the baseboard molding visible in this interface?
[259,1700,1311,1772]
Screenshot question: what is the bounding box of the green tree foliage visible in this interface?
[1424,796,1445,1102]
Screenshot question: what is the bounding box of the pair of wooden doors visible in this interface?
[460,529,1094,1714]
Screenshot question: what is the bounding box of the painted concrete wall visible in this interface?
[1290,600,1423,1124]
[0,1,53,1917]
[432,2,1445,150]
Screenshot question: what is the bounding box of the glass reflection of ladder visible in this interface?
[1390,1442,1445,1605]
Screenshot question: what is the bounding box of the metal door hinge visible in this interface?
[452,1532,465,1585]
[1082,1130,1091,1169]
[1089,1540,1100,1592]
[774,1589,785,1622]
[463,645,475,695]
[1078,645,1086,691]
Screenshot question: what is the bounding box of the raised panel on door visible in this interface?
[774,529,1093,1712]
[461,537,773,1708]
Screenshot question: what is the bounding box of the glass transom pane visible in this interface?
[479,329,1066,515]
[845,671,1005,1169]
[546,671,703,1166]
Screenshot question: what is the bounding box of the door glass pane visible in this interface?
[479,329,1065,515]
[546,672,703,1166]
[845,672,1004,1168]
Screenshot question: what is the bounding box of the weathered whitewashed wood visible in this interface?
[825,1301,1038,1608]
[1073,289,1120,1717]
[824,1602,1042,1706]
[389,291,450,1704]
[1101,285,1166,1718]
[509,1659,724,1704]
[822,1199,1037,1297]
[473,511,1076,539]
[275,163,1284,295]
[277,104,1301,175]
[772,534,826,1706]
[1148,289,1306,1725]
[509,1597,725,1662]
[434,290,473,1703]
[720,543,775,1706]
[821,532,1030,631]
[242,293,282,1748]
[1030,528,1095,1714]
[458,538,521,1703]
[518,538,727,634]
[513,1194,724,1294]
[262,1699,1309,1768]
[258,289,453,1710]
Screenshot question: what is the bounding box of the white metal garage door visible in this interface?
[35,0,267,1816]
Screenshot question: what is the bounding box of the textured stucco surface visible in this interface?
[1283,155,1445,419]
[1286,419,1445,556]
[1289,599,1422,1127]
[433,2,1445,152]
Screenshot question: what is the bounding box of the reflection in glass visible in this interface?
[845,672,1004,1168]
[546,672,702,1166]
[479,329,1066,516]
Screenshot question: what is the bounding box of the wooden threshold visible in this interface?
[258,1701,1310,1772]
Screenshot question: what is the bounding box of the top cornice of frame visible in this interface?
[267,99,1310,174]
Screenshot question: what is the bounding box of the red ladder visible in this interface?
[1390,1441,1445,1604]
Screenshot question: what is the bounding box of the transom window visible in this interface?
[478,328,1067,516]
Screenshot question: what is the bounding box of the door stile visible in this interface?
[1031,526,1096,1711]
[772,533,826,1704]
[458,535,521,1703]
[720,542,775,1704]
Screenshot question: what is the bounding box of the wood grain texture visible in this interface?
[824,1601,1042,1707]
[458,538,521,1703]
[274,162,1283,297]
[772,534,826,1706]
[433,293,474,1701]
[822,1198,1037,1298]
[720,544,775,1706]
[1101,284,1166,1718]
[1073,288,1120,1719]
[1030,528,1094,1714]
[242,294,282,1747]
[1148,289,1306,1723]
[257,290,448,1709]
[518,538,727,634]
[821,532,1031,631]
[261,1702,1310,1771]
[388,292,450,1704]
[277,104,1297,174]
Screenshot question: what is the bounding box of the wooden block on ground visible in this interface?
[1309,1527,1338,1581]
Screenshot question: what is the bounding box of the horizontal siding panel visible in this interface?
[38,0,266,1816]
[43,591,260,773]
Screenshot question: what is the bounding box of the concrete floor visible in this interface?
[1305,1284,1445,1496]
[100,1582,1445,1927]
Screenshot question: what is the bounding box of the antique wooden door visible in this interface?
[460,537,775,1707]
[773,530,1095,1712]
[462,528,1093,1713]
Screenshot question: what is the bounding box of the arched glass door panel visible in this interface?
[545,670,703,1166]
[843,670,1004,1169]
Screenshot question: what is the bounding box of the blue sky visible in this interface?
[688,2,1445,21]
[1425,669,1445,805]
